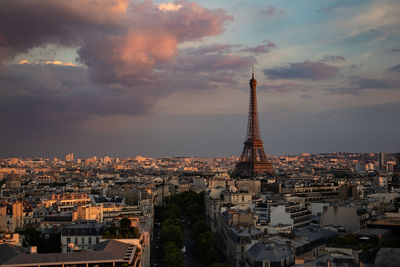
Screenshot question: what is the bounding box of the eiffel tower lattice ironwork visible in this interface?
[234,68,274,177]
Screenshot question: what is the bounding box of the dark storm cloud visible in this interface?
[0,64,155,135]
[0,0,127,63]
[0,59,237,142]
[388,64,400,72]
[263,60,339,80]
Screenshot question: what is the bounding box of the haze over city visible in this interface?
[1,0,399,157]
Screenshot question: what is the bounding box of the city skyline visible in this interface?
[1,0,400,157]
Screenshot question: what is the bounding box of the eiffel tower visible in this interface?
[234,68,274,178]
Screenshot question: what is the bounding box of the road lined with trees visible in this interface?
[154,190,227,267]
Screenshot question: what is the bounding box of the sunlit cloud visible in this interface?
[18,59,78,66]
[45,60,77,66]
[157,2,183,11]
[18,59,30,65]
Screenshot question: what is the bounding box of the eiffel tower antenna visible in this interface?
[233,68,274,178]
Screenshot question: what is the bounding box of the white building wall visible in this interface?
[270,205,293,226]
[310,203,330,216]
[320,206,360,233]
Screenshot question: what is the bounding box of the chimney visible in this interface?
[30,246,37,254]
[285,241,292,252]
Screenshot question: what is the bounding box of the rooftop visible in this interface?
[375,247,400,266]
[247,242,293,263]
[0,240,136,266]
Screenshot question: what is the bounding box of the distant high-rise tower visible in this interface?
[395,152,400,173]
[234,69,274,178]
[378,152,387,172]
[65,153,74,162]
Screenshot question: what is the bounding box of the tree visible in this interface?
[21,226,42,248]
[20,226,61,253]
[191,220,208,240]
[120,217,131,236]
[164,217,182,227]
[163,241,184,267]
[161,223,183,248]
[155,190,228,266]
[333,234,358,246]
[196,231,219,266]
[103,219,140,239]
[164,203,181,220]
[129,226,140,238]
[185,201,201,220]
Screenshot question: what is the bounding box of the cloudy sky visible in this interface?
[1,0,400,158]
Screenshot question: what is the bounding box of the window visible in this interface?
[89,237,92,244]
[67,247,70,252]
[75,237,78,244]
[82,237,85,244]
[96,237,99,243]
[67,237,71,244]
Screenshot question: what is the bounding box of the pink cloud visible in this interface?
[0,0,239,132]
[0,0,233,86]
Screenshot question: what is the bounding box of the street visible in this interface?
[150,222,163,267]
[183,221,201,267]
[150,220,201,267]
